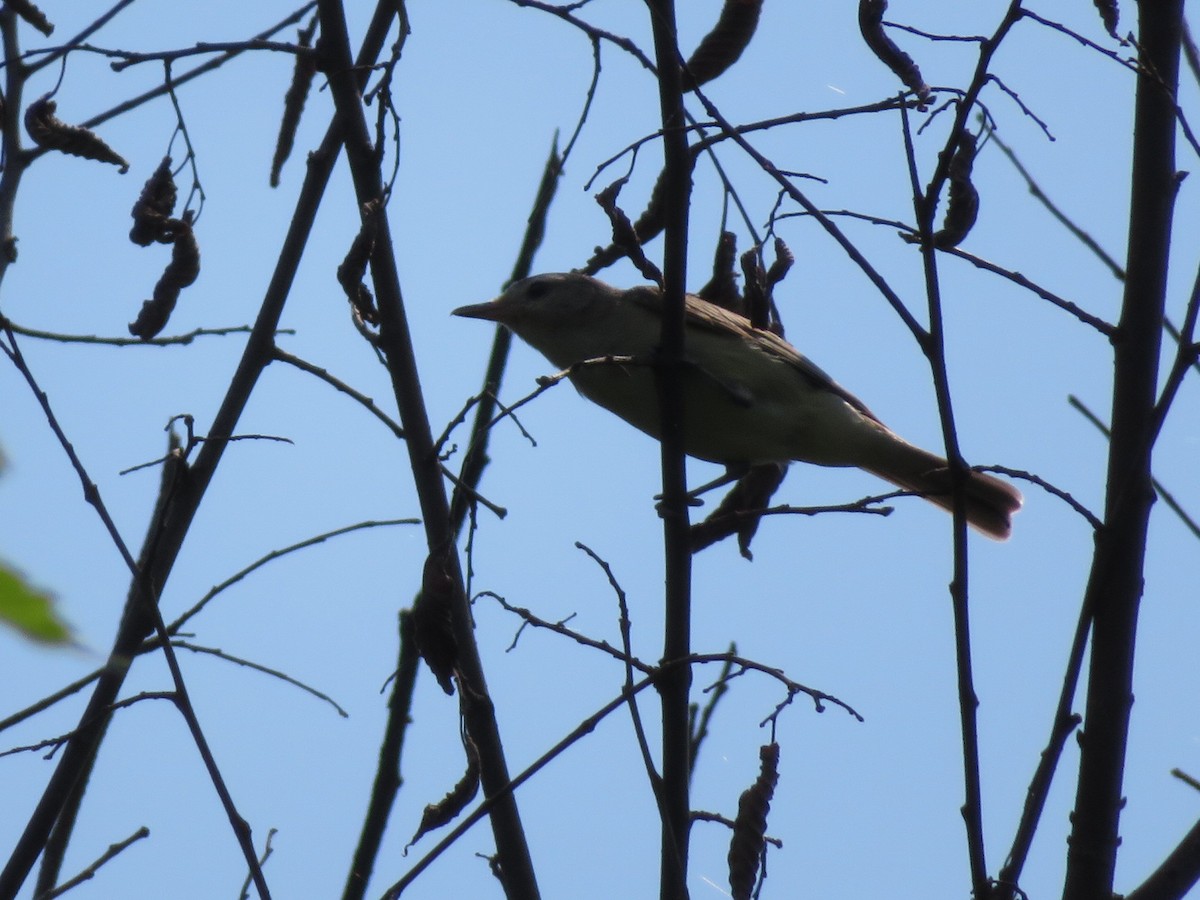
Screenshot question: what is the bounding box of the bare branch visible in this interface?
[39,827,151,900]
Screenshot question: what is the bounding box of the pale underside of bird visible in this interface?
[453,272,1022,540]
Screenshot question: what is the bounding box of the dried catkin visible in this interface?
[858,0,930,103]
[270,16,319,187]
[932,132,979,249]
[128,214,200,340]
[25,95,129,172]
[129,157,178,246]
[683,0,764,91]
[728,743,781,900]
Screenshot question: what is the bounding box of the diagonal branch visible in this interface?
[314,1,540,896]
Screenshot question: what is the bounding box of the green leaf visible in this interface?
[0,563,72,645]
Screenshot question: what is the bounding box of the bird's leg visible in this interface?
[686,464,752,502]
[655,463,750,511]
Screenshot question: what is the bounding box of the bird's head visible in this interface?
[452,273,613,330]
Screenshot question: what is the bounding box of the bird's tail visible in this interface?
[863,441,1023,541]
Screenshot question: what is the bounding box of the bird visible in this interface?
[453,272,1022,540]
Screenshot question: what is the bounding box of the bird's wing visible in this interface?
[625,286,885,425]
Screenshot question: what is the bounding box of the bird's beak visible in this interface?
[451,300,505,321]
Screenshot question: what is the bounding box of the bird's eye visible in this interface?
[525,280,550,301]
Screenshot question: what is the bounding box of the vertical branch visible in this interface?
[899,99,988,900]
[1063,2,1183,898]
[892,10,1023,895]
[644,2,693,898]
[0,4,29,280]
[314,2,540,896]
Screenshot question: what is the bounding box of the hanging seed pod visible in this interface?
[411,551,461,695]
[164,215,201,290]
[740,246,769,331]
[728,742,781,900]
[765,237,794,289]
[682,0,764,92]
[697,231,741,311]
[129,156,178,246]
[25,95,129,172]
[584,169,667,273]
[6,0,54,36]
[858,0,930,103]
[584,146,700,274]
[932,131,979,248]
[594,178,663,286]
[407,734,480,847]
[270,15,318,187]
[1094,0,1119,38]
[738,238,792,334]
[128,214,200,340]
[127,291,176,341]
[336,201,381,326]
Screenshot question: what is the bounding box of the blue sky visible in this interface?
[2,2,1198,898]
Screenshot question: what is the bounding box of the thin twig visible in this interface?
[271,346,405,438]
[574,541,668,830]
[0,669,103,735]
[170,642,349,718]
[1172,769,1200,792]
[984,123,1126,281]
[783,208,1116,336]
[0,320,289,346]
[1151,259,1200,439]
[239,829,279,900]
[691,810,782,848]
[482,590,656,674]
[982,465,1102,530]
[689,645,735,777]
[37,826,150,900]
[108,40,315,72]
[2,693,178,761]
[1069,396,1200,539]
[78,5,321,133]
[165,518,419,634]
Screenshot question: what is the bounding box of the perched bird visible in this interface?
[453,273,1022,540]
